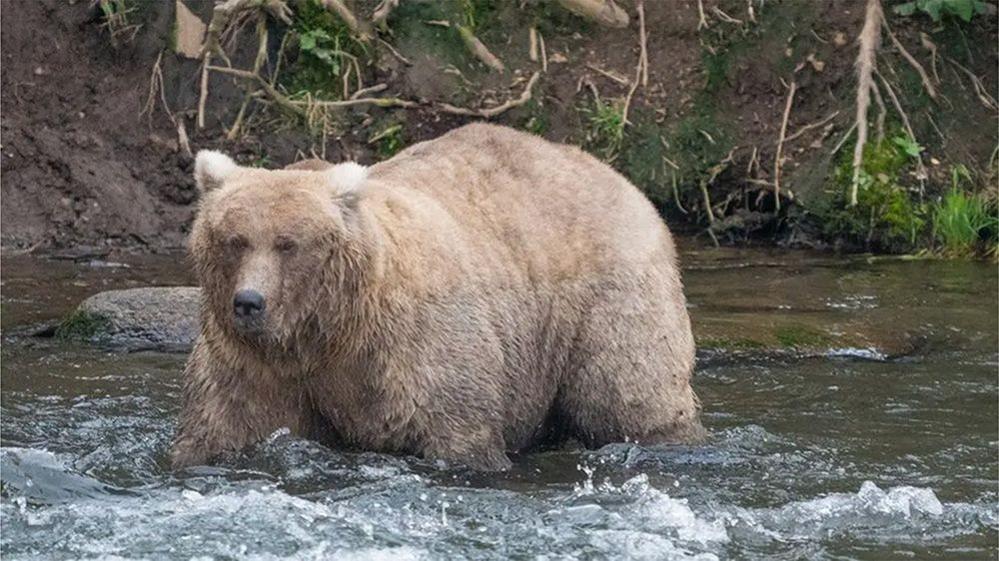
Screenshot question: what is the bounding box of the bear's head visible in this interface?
[189,150,372,349]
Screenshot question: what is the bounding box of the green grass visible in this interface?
[931,166,998,257]
[582,97,625,160]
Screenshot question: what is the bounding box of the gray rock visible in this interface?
[61,287,201,352]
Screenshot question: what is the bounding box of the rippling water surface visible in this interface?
[1,248,996,560]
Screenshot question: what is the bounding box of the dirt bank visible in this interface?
[1,0,996,253]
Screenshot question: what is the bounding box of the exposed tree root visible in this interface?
[850,0,882,207]
[372,0,399,29]
[318,0,372,42]
[876,70,928,190]
[438,72,541,118]
[457,25,505,72]
[945,56,998,111]
[882,19,937,101]
[557,0,629,28]
[773,74,798,212]
[783,110,840,144]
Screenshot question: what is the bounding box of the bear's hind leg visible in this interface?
[559,282,706,448]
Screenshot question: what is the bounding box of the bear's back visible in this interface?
[366,124,675,281]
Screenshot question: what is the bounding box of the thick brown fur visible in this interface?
[170,124,705,470]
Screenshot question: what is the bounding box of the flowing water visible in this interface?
[1,248,996,560]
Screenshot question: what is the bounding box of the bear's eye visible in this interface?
[224,235,248,252]
[274,238,298,254]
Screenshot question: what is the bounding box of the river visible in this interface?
[1,246,996,560]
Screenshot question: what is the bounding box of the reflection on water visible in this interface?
[1,247,996,560]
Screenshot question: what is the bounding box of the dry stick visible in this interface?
[438,71,541,118]
[882,20,936,100]
[877,70,928,188]
[831,122,858,156]
[372,0,400,29]
[529,27,539,62]
[671,172,688,214]
[621,0,648,127]
[557,0,629,28]
[319,0,371,41]
[587,64,629,85]
[228,13,269,140]
[869,80,886,144]
[637,0,648,87]
[773,77,797,212]
[919,32,940,84]
[377,38,412,66]
[457,25,506,72]
[945,56,998,111]
[539,31,548,73]
[783,110,840,144]
[850,0,882,207]
[696,0,708,30]
[351,83,388,99]
[711,6,743,25]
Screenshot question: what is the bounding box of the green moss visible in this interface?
[773,325,830,349]
[55,311,110,341]
[698,336,767,350]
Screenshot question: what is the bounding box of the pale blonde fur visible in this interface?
[171,124,704,470]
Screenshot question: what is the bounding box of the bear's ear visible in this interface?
[194,150,239,193]
[325,162,368,194]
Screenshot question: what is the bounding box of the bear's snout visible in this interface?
[233,289,266,322]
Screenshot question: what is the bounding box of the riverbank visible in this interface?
[1,0,996,256]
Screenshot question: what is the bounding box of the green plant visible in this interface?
[931,166,998,256]
[369,123,406,159]
[286,0,368,99]
[894,0,992,22]
[892,133,923,159]
[582,98,625,160]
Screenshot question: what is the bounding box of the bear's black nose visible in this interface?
[233,289,265,319]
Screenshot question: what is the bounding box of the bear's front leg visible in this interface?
[422,427,513,471]
[170,338,311,469]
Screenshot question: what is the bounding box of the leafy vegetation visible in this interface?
[931,166,998,257]
[893,0,992,22]
[581,97,626,161]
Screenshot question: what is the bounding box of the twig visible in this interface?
[529,27,539,62]
[877,70,928,187]
[773,77,797,211]
[670,172,688,214]
[869,80,886,144]
[700,180,716,223]
[140,50,174,126]
[637,0,648,87]
[831,122,857,156]
[919,32,940,84]
[457,24,505,72]
[587,64,629,85]
[783,110,840,144]
[697,0,708,30]
[539,31,548,73]
[319,0,372,41]
[177,120,193,159]
[228,13,269,140]
[557,0,629,28]
[377,38,412,65]
[438,72,541,118]
[372,0,399,29]
[620,0,647,127]
[711,6,743,25]
[945,56,998,111]
[351,83,388,99]
[882,19,936,100]
[850,0,882,207]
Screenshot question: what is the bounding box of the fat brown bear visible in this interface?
[170,123,705,470]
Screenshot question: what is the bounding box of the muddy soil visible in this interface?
[1,0,995,252]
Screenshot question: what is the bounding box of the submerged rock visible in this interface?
[58,287,201,352]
